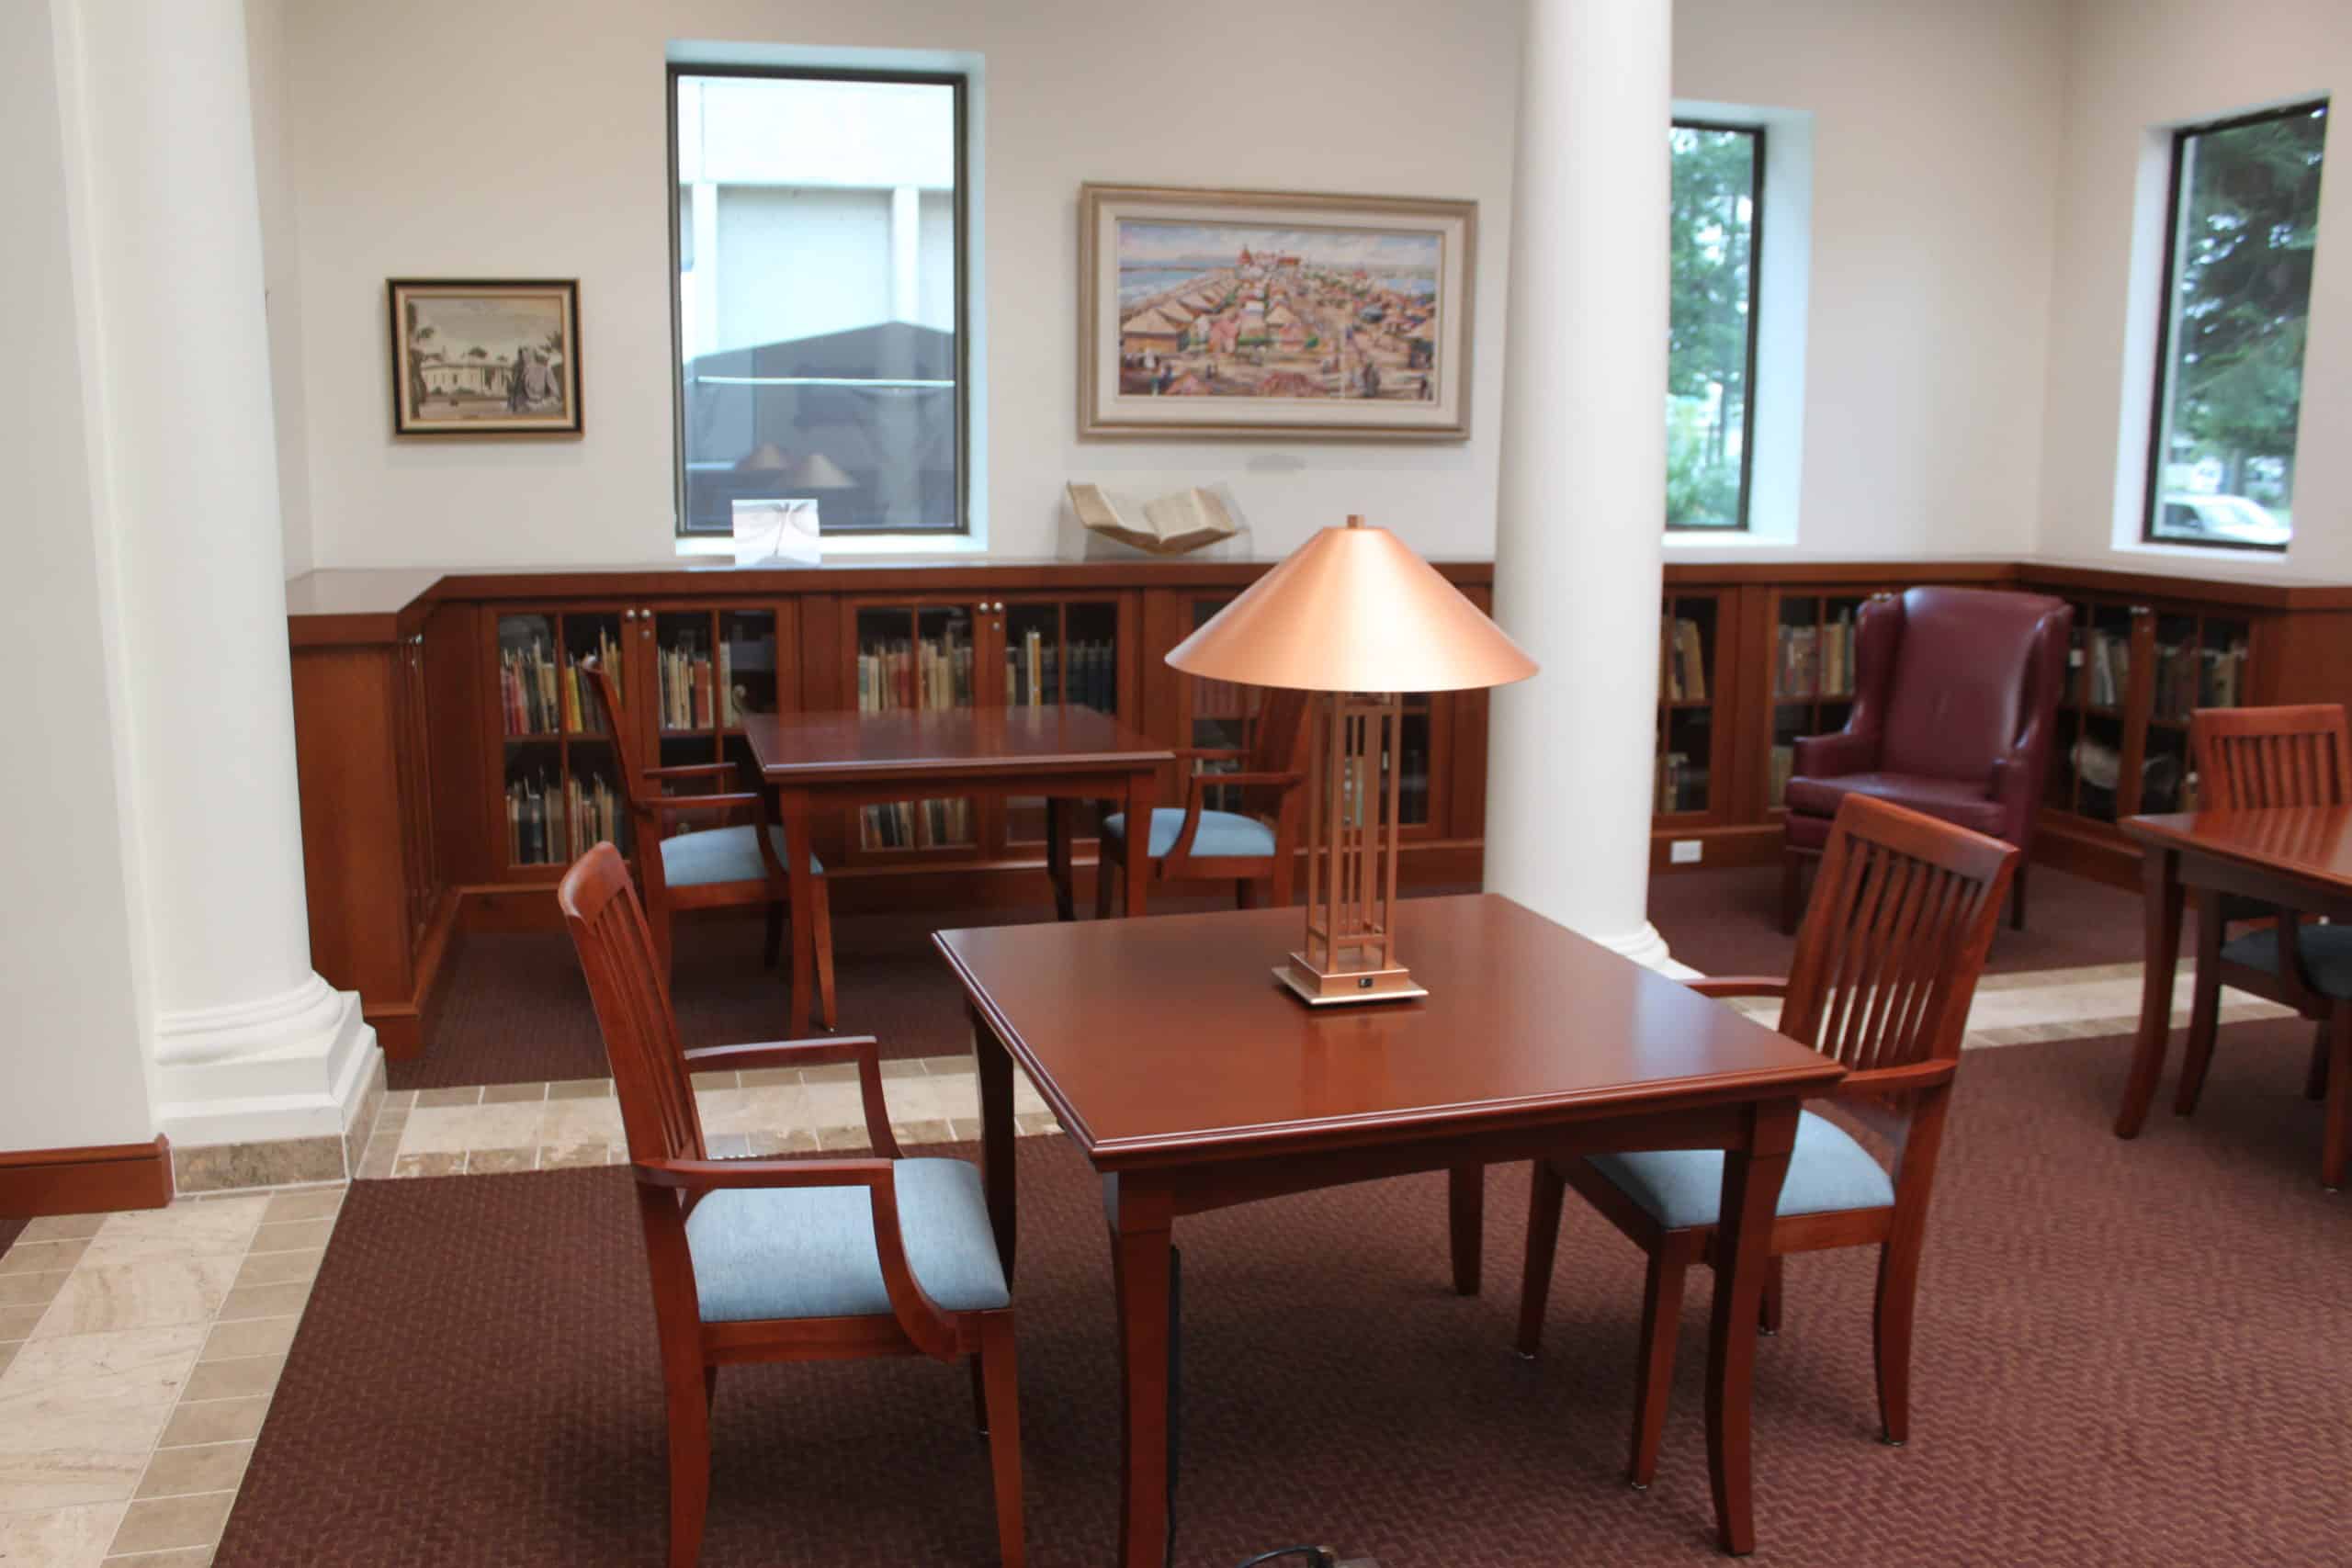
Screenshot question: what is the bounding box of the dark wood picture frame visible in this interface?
[388,277,582,437]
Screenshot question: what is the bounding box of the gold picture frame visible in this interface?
[1078,184,1475,442]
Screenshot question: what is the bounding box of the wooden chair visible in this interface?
[1095,687,1313,915]
[558,843,1023,1567]
[1518,794,2018,1485]
[2176,704,2352,1190]
[580,656,834,1028]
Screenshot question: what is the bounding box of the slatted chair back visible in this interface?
[557,842,707,1166]
[2191,704,2352,811]
[579,656,650,808]
[1231,687,1313,819]
[1781,794,2020,1083]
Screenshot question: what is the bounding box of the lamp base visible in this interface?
[1275,953,1429,1008]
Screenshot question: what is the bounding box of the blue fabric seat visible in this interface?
[1101,807,1277,860]
[2219,923,2352,999]
[1586,1109,1894,1231]
[658,823,821,888]
[684,1157,1009,1323]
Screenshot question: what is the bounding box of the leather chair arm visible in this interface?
[1792,729,1874,780]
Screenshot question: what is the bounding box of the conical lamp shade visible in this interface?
[1166,517,1537,693]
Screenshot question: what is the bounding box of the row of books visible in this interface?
[2151,638,2247,720]
[503,771,625,866]
[1655,752,1710,814]
[858,634,976,712]
[858,797,974,851]
[2078,629,2132,708]
[1768,743,1796,808]
[500,632,621,737]
[1007,632,1117,712]
[1773,614,1856,701]
[657,633,742,731]
[1661,617,1710,703]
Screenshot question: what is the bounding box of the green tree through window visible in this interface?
[1668,123,1760,530]
[2148,101,2328,549]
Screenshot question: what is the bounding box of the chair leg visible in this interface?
[1627,1245,1689,1489]
[1872,1235,1924,1447]
[810,877,838,1032]
[1094,855,1116,919]
[2323,1006,2352,1193]
[1235,877,1259,910]
[665,1364,714,1568]
[1779,850,1805,936]
[969,1354,989,1434]
[703,1365,718,1410]
[2008,860,2029,932]
[763,900,784,968]
[2175,894,2225,1117]
[2308,1021,2332,1102]
[978,1314,1026,1567]
[1757,1255,1783,1337]
[1515,1159,1566,1359]
[1270,846,1295,909]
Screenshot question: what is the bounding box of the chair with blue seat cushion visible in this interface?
[560,843,1024,1568]
[1518,794,2020,1485]
[581,657,835,1030]
[2174,704,2352,1190]
[1094,686,1312,916]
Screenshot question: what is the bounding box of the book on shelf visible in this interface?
[657,631,717,731]
[564,770,626,855]
[501,634,561,735]
[854,621,976,847]
[1774,624,1818,700]
[1768,743,1795,807]
[503,771,570,866]
[2195,639,2245,709]
[1006,632,1118,712]
[1820,610,1854,697]
[2085,629,2131,707]
[1661,617,1709,703]
[560,626,624,733]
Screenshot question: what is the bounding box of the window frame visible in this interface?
[665,62,972,539]
[2139,97,2327,554]
[1665,117,1766,535]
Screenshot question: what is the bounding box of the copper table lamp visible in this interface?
[1167,515,1537,1005]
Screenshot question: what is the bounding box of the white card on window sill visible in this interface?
[732,498,822,566]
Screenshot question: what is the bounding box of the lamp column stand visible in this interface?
[1280,691,1428,1006]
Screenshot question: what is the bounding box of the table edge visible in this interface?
[2122,809,2352,892]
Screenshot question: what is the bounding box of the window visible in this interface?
[1667,121,1762,531]
[2145,99,2327,550]
[669,68,967,536]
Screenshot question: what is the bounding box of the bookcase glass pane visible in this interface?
[721,611,779,726]
[560,614,625,734]
[1064,601,1119,714]
[1820,598,1861,698]
[2049,709,2081,810]
[1659,707,1713,813]
[2153,612,2199,724]
[498,614,560,738]
[1773,595,1820,701]
[2064,601,2092,706]
[2074,712,2127,823]
[503,739,566,866]
[1769,703,1809,809]
[2086,604,2134,712]
[1396,703,1430,826]
[852,604,976,852]
[2143,727,2191,814]
[568,748,629,857]
[2199,617,2250,708]
[1004,604,1059,706]
[656,612,718,733]
[1661,597,1715,706]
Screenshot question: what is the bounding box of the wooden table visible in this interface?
[740,705,1171,1036]
[2113,805,2352,1138]
[934,893,1845,1561]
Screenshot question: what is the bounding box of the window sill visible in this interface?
[1663,529,1794,549]
[673,531,990,559]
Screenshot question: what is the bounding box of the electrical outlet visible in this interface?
[1669,839,1702,864]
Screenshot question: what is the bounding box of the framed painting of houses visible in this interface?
[387,278,582,436]
[1078,184,1474,441]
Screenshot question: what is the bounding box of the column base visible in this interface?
[153,977,383,1191]
[1586,919,1695,979]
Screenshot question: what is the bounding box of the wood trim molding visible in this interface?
[0,1135,174,1217]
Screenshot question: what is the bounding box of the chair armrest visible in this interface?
[1681,976,1790,1001]
[1174,747,1250,767]
[634,1156,958,1359]
[1792,729,1874,780]
[1160,769,1307,864]
[646,792,765,815]
[646,762,741,782]
[685,1035,899,1157]
[1837,1059,1956,1097]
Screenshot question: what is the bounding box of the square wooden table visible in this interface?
[2112,805,2352,1145]
[934,893,1845,1561]
[740,705,1172,1036]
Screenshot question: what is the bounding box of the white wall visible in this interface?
[2038,0,2351,579]
[0,0,158,1153]
[272,0,1522,569]
[1669,0,2070,565]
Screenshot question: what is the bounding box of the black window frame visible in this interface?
[2140,97,2328,553]
[666,62,972,539]
[1666,117,1765,535]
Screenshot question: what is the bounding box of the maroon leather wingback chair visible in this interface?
[1781,587,2072,934]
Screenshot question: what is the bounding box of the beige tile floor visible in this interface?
[0,960,2299,1566]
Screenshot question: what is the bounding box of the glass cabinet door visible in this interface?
[496,609,628,871]
[852,604,978,851]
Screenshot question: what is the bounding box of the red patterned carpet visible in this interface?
[396,866,2144,1092]
[222,1021,2349,1566]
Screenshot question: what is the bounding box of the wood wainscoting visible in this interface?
[0,1135,174,1217]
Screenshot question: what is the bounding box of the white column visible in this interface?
[53,0,376,1150]
[1486,0,1678,970]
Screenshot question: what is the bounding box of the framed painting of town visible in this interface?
[1078,185,1474,441]
[387,278,582,436]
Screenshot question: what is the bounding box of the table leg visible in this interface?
[1106,1177,1174,1568]
[1123,771,1156,918]
[1705,1098,1795,1557]
[1447,1163,1483,1296]
[779,790,816,1040]
[2115,845,2185,1139]
[971,1002,1016,1280]
[1046,798,1075,922]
